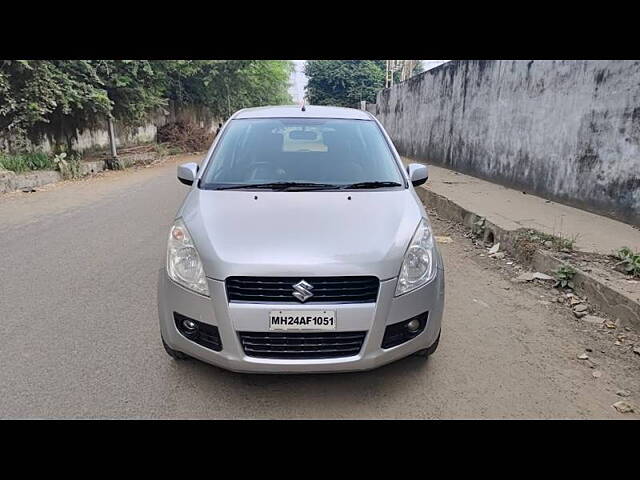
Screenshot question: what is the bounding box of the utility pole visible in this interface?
[385,60,404,88]
[400,60,418,82]
[106,115,120,170]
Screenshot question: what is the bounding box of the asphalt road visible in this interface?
[1,155,638,419]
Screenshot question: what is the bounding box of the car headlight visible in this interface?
[395,218,437,296]
[166,218,209,296]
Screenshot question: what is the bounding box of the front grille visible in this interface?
[226,276,379,304]
[238,331,367,359]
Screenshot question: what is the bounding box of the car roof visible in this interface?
[233,105,372,120]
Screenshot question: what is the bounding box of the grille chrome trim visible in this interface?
[238,331,367,359]
[226,276,379,304]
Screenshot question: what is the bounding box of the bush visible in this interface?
[614,247,640,277]
[553,266,576,289]
[156,121,214,152]
[0,152,54,173]
[52,152,82,180]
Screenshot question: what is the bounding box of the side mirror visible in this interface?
[407,163,428,187]
[177,162,199,186]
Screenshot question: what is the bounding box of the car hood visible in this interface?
[180,189,425,280]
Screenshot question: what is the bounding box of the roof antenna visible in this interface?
[300,98,306,112]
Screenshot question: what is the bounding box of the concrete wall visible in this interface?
[365,102,377,115]
[0,103,221,155]
[375,60,640,226]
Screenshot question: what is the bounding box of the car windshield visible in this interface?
[199,118,404,190]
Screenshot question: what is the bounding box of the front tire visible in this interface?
[162,337,190,360]
[414,331,440,358]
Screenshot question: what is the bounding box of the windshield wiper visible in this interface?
[214,182,341,191]
[341,181,403,190]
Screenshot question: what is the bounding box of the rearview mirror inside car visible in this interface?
[289,130,318,140]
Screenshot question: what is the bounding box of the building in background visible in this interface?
[385,60,449,88]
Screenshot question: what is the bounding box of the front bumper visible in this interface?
[158,268,445,374]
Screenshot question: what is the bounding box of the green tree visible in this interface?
[0,60,293,152]
[232,60,293,111]
[0,60,111,147]
[159,60,292,117]
[93,60,168,124]
[304,60,385,107]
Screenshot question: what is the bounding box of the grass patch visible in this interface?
[513,234,538,263]
[0,152,55,173]
[155,143,184,157]
[521,229,578,252]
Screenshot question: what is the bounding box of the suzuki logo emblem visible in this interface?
[292,280,314,302]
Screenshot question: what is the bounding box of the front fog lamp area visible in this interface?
[167,218,209,296]
[395,218,437,296]
[174,312,222,351]
[381,311,429,349]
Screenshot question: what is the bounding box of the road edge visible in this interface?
[417,185,640,329]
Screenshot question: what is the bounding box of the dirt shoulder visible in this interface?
[429,208,640,417]
[0,153,202,230]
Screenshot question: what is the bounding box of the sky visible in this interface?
[288,60,450,104]
[288,60,308,104]
[421,60,449,71]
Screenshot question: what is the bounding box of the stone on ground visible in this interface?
[612,401,635,414]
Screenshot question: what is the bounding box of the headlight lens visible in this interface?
[166,218,209,296]
[395,218,437,296]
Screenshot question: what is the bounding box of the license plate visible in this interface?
[269,310,336,331]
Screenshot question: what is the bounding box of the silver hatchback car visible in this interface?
[158,105,444,373]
